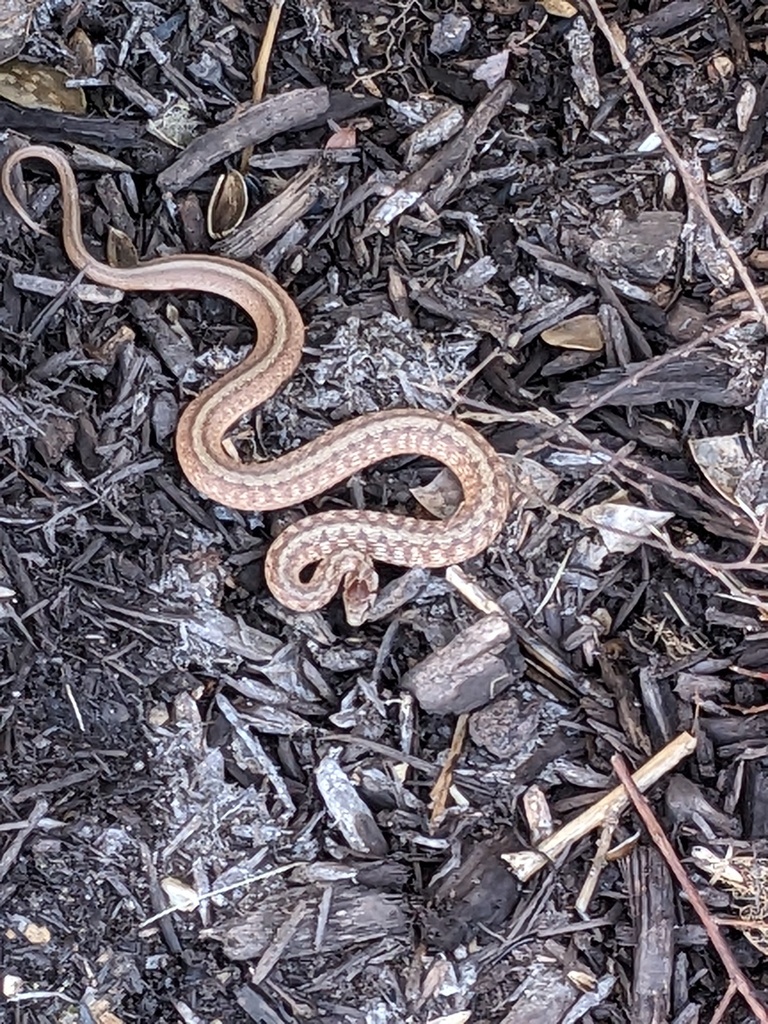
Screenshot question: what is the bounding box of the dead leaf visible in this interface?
[482,0,522,14]
[568,969,599,993]
[581,500,674,554]
[0,0,33,63]
[541,313,604,352]
[147,97,201,149]
[736,80,756,131]
[325,125,357,150]
[83,996,125,1024]
[207,168,248,240]
[540,0,578,16]
[567,16,601,109]
[0,59,86,113]
[106,226,139,268]
[689,434,768,516]
[689,434,748,505]
[606,18,627,59]
[161,876,200,912]
[1,974,23,998]
[411,468,462,518]
[68,26,97,76]
[401,106,464,166]
[429,12,471,56]
[506,457,560,508]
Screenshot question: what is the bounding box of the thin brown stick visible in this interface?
[611,753,768,1023]
[251,0,284,104]
[240,0,286,174]
[429,713,469,825]
[710,981,738,1024]
[582,0,768,331]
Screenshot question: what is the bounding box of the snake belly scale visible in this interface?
[1,145,511,623]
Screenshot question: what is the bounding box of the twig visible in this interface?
[0,800,48,882]
[582,0,768,331]
[611,753,768,1024]
[429,713,469,825]
[240,0,286,175]
[575,815,619,918]
[710,982,739,1024]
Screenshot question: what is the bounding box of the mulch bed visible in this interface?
[2,1,768,1022]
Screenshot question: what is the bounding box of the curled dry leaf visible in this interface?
[689,434,768,515]
[541,313,604,352]
[0,59,86,113]
[207,168,248,240]
[411,468,462,519]
[325,125,357,150]
[0,0,33,63]
[106,226,139,268]
[161,875,200,912]
[67,26,97,77]
[736,81,757,133]
[581,500,674,554]
[540,0,578,15]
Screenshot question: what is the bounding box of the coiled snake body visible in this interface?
[1,145,511,623]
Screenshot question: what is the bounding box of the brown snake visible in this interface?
[1,145,511,623]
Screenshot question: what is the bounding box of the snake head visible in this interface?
[264,533,380,626]
[341,558,379,627]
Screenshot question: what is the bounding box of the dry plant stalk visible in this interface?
[429,712,470,825]
[239,0,286,173]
